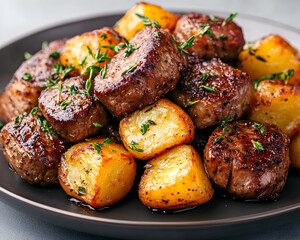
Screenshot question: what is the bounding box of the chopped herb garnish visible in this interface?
[42,41,48,50]
[213,136,222,144]
[0,123,4,130]
[24,52,32,60]
[111,149,117,152]
[30,107,39,115]
[129,141,144,152]
[121,63,139,76]
[256,55,267,62]
[217,34,228,40]
[147,120,156,125]
[223,12,238,26]
[78,186,86,196]
[123,38,140,58]
[140,120,156,135]
[199,23,214,38]
[209,15,220,22]
[94,144,102,153]
[13,125,20,129]
[186,100,200,107]
[177,35,195,55]
[253,69,294,90]
[57,82,63,104]
[14,115,21,124]
[42,78,59,89]
[79,57,87,66]
[253,122,265,134]
[135,13,162,28]
[22,73,32,81]
[220,118,234,126]
[199,72,219,81]
[49,52,60,58]
[144,107,153,113]
[85,138,111,153]
[66,85,78,95]
[103,138,112,144]
[36,115,58,139]
[200,85,217,92]
[172,35,179,43]
[111,32,121,41]
[100,64,107,79]
[52,63,75,80]
[223,126,229,132]
[251,140,264,151]
[100,33,107,39]
[61,100,70,110]
[103,44,121,53]
[93,122,102,127]
[154,31,160,37]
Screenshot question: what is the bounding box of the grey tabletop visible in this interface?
[1,0,300,239]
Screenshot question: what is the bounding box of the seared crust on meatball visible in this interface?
[169,58,252,129]
[173,13,245,62]
[204,120,290,200]
[38,76,108,142]
[94,26,188,117]
[0,40,65,122]
[0,113,68,186]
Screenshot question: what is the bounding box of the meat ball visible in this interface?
[38,76,108,142]
[0,111,69,186]
[173,13,245,62]
[169,57,252,129]
[204,120,290,200]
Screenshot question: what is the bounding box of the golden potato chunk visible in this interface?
[58,138,136,208]
[290,131,300,169]
[238,35,300,84]
[60,27,122,75]
[114,2,179,39]
[139,145,214,210]
[119,99,195,160]
[249,80,300,136]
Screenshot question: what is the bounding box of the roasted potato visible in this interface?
[290,131,300,169]
[119,99,195,160]
[58,138,136,208]
[139,145,214,210]
[114,2,179,39]
[249,80,300,136]
[238,35,300,84]
[60,27,122,75]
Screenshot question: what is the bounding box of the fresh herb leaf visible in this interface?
[122,38,140,58]
[42,78,59,89]
[103,138,112,144]
[253,69,294,90]
[111,149,117,152]
[172,35,179,43]
[111,32,121,41]
[199,23,214,38]
[36,115,58,139]
[94,144,102,153]
[209,15,220,22]
[30,107,39,115]
[135,13,152,26]
[213,136,222,144]
[198,72,219,81]
[78,186,86,196]
[42,41,48,50]
[79,57,87,66]
[251,140,264,151]
[13,125,20,129]
[14,115,21,124]
[22,73,32,81]
[66,85,78,95]
[177,35,195,55]
[141,123,149,135]
[256,55,267,62]
[129,141,144,152]
[144,107,152,113]
[154,31,160,37]
[186,100,199,107]
[100,64,107,79]
[223,126,229,132]
[121,63,139,76]
[24,52,32,60]
[200,85,217,92]
[152,20,162,28]
[93,122,102,127]
[253,122,265,134]
[103,45,121,53]
[217,34,228,40]
[61,100,70,110]
[147,120,156,125]
[220,118,234,126]
[100,33,107,39]
[223,12,238,26]
[49,52,60,58]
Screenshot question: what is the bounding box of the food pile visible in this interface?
[0,2,300,211]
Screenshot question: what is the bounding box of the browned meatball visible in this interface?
[38,76,108,142]
[0,40,65,122]
[0,112,69,186]
[204,120,290,200]
[173,13,245,62]
[94,26,188,118]
[169,58,252,129]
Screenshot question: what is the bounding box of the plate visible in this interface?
[1,10,300,240]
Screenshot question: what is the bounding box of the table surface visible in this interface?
[1,0,300,239]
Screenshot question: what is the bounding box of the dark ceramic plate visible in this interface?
[1,10,300,240]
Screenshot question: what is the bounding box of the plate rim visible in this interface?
[1,9,300,228]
